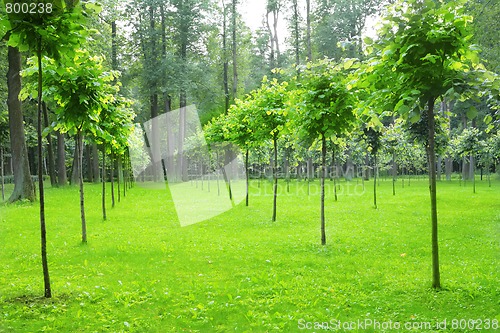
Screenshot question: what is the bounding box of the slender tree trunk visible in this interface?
[321,134,326,245]
[102,147,106,221]
[332,148,337,202]
[245,148,249,206]
[222,2,230,113]
[470,155,475,194]
[231,0,238,101]
[272,137,278,222]
[76,131,87,244]
[292,0,300,68]
[117,155,123,203]
[111,152,115,207]
[71,146,80,185]
[392,151,396,196]
[92,144,100,183]
[7,47,35,202]
[42,102,56,186]
[1,147,4,201]
[56,131,67,186]
[306,0,312,62]
[373,153,377,209]
[37,44,51,298]
[427,98,441,289]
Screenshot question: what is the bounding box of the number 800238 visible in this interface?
[5,2,53,14]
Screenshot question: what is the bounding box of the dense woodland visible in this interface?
[1,0,500,297]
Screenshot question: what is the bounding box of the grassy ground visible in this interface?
[0,176,499,332]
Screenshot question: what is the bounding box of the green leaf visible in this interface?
[466,106,478,120]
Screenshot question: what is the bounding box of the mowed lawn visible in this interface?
[0,176,499,332]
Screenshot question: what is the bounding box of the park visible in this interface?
[1,0,499,332]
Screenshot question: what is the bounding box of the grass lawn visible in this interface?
[0,176,499,332]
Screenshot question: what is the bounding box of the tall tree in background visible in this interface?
[5,46,35,202]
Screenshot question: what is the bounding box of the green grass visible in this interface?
[0,177,499,332]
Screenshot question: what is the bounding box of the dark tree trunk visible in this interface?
[111,152,115,207]
[222,2,230,112]
[102,147,106,220]
[245,148,249,206]
[36,44,51,298]
[76,132,87,244]
[272,137,278,222]
[306,0,312,62]
[85,144,93,182]
[426,98,441,289]
[320,134,326,245]
[56,131,67,186]
[7,46,35,202]
[70,145,79,185]
[42,102,56,186]
[1,147,4,201]
[373,153,377,209]
[231,0,238,101]
[92,143,100,183]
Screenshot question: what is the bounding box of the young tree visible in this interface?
[3,0,90,297]
[292,59,357,245]
[362,0,493,288]
[251,75,289,221]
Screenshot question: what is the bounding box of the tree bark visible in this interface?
[76,132,87,244]
[42,102,56,186]
[102,147,106,220]
[373,153,377,209]
[7,46,35,202]
[1,147,4,201]
[427,98,441,289]
[231,0,238,101]
[272,137,278,222]
[306,0,312,62]
[37,43,51,298]
[245,148,249,206]
[56,131,67,186]
[92,143,100,183]
[321,134,326,245]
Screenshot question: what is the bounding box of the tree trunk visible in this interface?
[427,98,441,289]
[292,0,300,68]
[70,146,80,185]
[231,0,238,101]
[321,134,326,245]
[42,102,56,186]
[373,153,377,209]
[85,144,93,182]
[117,155,123,203]
[222,2,230,113]
[392,151,396,196]
[444,157,452,181]
[36,44,51,298]
[272,137,278,222]
[470,155,475,194]
[332,149,337,202]
[76,132,87,244]
[1,147,4,201]
[102,147,106,220]
[56,131,67,186]
[111,152,115,207]
[306,0,312,62]
[92,143,100,183]
[245,148,249,206]
[7,46,35,202]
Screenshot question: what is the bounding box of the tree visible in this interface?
[5,46,35,203]
[455,127,481,193]
[292,59,357,245]
[362,0,492,289]
[3,0,91,298]
[250,75,289,221]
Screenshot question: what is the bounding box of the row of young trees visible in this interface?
[1,0,136,298]
[204,0,500,290]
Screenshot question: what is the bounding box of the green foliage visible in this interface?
[1,0,96,59]
[291,59,357,144]
[362,0,486,118]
